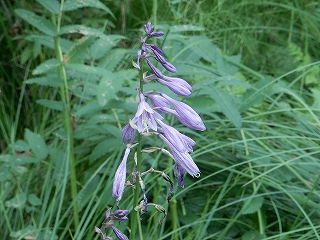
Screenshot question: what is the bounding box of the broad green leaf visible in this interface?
[25,35,73,53]
[63,0,114,17]
[10,140,30,152]
[14,9,56,36]
[66,63,112,76]
[67,36,95,62]
[25,76,63,87]
[13,155,40,165]
[60,25,109,39]
[32,58,61,75]
[97,73,122,106]
[5,192,27,208]
[98,48,128,71]
[186,36,218,63]
[36,0,60,14]
[10,225,35,239]
[36,99,65,111]
[28,193,42,206]
[0,167,12,182]
[25,129,49,159]
[241,197,264,215]
[90,37,124,60]
[210,89,242,128]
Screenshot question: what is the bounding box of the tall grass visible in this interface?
[1,0,320,239]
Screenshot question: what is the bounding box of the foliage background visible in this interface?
[1,0,320,239]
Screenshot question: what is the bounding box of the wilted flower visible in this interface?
[174,164,185,188]
[122,124,135,144]
[113,147,131,200]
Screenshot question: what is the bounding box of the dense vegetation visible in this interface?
[1,0,320,239]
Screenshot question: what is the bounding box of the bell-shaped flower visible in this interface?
[156,76,192,96]
[122,123,135,144]
[144,22,164,38]
[156,119,194,153]
[144,93,170,113]
[159,134,200,178]
[132,92,163,133]
[112,147,131,200]
[160,93,205,131]
[111,226,129,240]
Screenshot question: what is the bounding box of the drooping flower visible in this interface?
[156,119,194,153]
[160,93,206,131]
[155,76,192,96]
[111,226,129,240]
[112,147,131,200]
[158,134,200,178]
[132,92,163,133]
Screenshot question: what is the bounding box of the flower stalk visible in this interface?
[96,22,205,240]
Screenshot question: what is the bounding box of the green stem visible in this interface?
[130,63,144,240]
[53,0,79,229]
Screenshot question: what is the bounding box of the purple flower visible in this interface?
[146,59,163,78]
[132,92,163,133]
[156,119,194,153]
[174,164,185,188]
[95,227,113,240]
[156,76,192,96]
[122,124,135,144]
[111,226,129,240]
[144,22,164,38]
[159,134,200,178]
[160,93,205,131]
[113,209,129,221]
[144,93,170,112]
[112,147,131,200]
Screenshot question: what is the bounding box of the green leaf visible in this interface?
[14,9,56,36]
[169,24,205,32]
[25,129,49,159]
[90,36,124,60]
[210,89,242,128]
[10,225,35,239]
[5,192,27,208]
[13,155,40,165]
[242,230,265,240]
[36,0,60,14]
[32,58,61,75]
[66,63,112,76]
[241,197,264,215]
[25,76,63,87]
[63,0,114,17]
[36,99,64,111]
[98,48,129,71]
[60,25,108,39]
[97,73,122,106]
[10,140,30,152]
[28,193,42,206]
